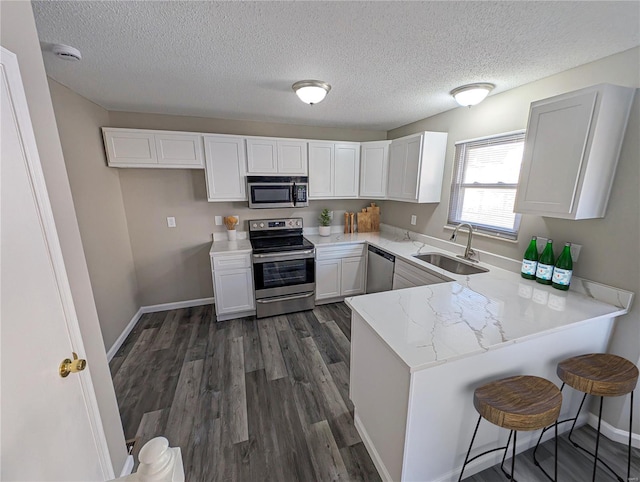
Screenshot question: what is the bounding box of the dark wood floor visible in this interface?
[110,303,639,481]
[110,302,381,481]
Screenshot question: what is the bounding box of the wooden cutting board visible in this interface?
[357,203,381,233]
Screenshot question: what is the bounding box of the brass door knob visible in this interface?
[59,352,87,378]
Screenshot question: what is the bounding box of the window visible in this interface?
[448,131,525,240]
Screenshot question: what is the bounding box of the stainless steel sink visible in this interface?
[412,253,489,275]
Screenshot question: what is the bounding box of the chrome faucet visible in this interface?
[450,223,478,262]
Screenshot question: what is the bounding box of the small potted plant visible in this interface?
[318,209,331,237]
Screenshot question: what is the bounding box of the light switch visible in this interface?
[410,215,417,225]
[167,217,176,228]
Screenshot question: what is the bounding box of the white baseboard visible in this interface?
[140,296,214,314]
[106,297,214,361]
[106,307,143,361]
[119,454,134,477]
[354,412,393,482]
[587,412,640,449]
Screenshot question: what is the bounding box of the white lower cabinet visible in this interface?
[392,258,451,289]
[211,253,255,321]
[315,244,365,302]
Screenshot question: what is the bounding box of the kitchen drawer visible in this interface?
[394,258,451,286]
[212,253,251,271]
[316,243,365,260]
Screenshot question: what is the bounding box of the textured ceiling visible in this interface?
[32,1,639,131]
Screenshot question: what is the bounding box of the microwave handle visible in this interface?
[292,183,297,206]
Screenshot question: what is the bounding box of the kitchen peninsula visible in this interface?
[309,227,634,482]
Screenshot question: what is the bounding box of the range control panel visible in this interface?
[248,217,303,231]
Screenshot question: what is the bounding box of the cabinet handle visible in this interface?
[255,292,315,304]
[253,250,314,258]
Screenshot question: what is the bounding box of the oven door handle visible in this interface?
[253,250,315,258]
[255,292,315,304]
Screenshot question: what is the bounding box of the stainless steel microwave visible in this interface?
[247,176,309,209]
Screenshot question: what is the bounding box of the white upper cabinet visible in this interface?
[308,141,360,199]
[359,140,391,198]
[203,134,247,202]
[515,84,635,219]
[246,137,307,175]
[387,131,448,203]
[102,128,204,168]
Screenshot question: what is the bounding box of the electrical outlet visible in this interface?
[410,215,417,225]
[214,216,223,226]
[167,217,176,228]
[329,211,334,220]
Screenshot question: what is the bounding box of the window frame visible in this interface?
[447,131,526,240]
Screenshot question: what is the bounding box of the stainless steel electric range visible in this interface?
[249,217,315,318]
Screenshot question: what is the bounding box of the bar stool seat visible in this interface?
[545,353,638,482]
[459,375,562,481]
[557,353,638,396]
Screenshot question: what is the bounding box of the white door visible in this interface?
[315,259,341,300]
[277,140,307,174]
[246,138,278,173]
[1,47,114,481]
[341,257,365,296]
[359,141,389,198]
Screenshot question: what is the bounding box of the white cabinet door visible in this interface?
[341,256,365,296]
[514,84,634,219]
[213,268,255,315]
[360,141,390,198]
[103,128,157,166]
[387,139,406,199]
[278,140,308,174]
[402,136,422,200]
[387,132,447,203]
[334,143,360,198]
[155,132,204,168]
[103,128,205,168]
[309,142,334,198]
[316,259,341,300]
[246,138,278,173]
[392,273,416,290]
[204,135,247,201]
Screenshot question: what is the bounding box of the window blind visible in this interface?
[448,132,525,239]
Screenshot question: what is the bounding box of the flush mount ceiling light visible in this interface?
[51,43,82,61]
[450,83,495,107]
[292,80,331,105]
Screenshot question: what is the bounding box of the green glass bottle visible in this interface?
[521,236,538,280]
[535,239,555,285]
[552,243,573,290]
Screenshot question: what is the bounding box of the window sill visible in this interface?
[443,225,519,244]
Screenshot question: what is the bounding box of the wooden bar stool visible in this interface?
[534,353,638,482]
[458,375,562,481]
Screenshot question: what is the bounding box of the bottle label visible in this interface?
[536,263,554,280]
[521,259,537,275]
[553,268,572,286]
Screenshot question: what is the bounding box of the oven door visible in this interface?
[248,182,294,209]
[252,250,315,299]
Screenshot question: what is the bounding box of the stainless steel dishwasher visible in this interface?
[366,245,395,293]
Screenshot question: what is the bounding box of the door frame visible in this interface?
[1,46,114,478]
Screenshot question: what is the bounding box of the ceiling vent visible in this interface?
[51,44,82,61]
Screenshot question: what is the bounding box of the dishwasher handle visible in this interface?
[368,245,395,263]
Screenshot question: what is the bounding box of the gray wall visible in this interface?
[49,79,140,350]
[387,47,640,432]
[0,0,128,474]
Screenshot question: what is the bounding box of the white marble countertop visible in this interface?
[209,239,252,256]
[332,226,634,372]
